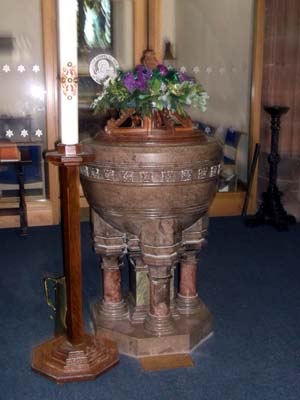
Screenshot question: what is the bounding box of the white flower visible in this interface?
[193,66,200,74]
[219,67,225,75]
[35,129,43,137]
[20,129,29,138]
[32,64,40,73]
[180,66,187,73]
[6,129,14,138]
[160,83,167,92]
[2,64,11,73]
[205,66,213,74]
[17,64,26,73]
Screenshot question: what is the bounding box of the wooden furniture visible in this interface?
[246,106,296,230]
[0,142,28,235]
[31,143,118,383]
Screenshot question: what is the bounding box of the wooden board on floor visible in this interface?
[139,353,194,371]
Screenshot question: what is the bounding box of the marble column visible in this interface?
[170,265,180,319]
[144,265,176,336]
[98,255,128,320]
[176,251,202,315]
[128,251,149,323]
[92,211,128,320]
[140,219,180,336]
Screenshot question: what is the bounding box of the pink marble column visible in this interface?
[177,252,202,315]
[103,268,122,303]
[144,265,175,336]
[179,258,197,297]
[98,255,128,320]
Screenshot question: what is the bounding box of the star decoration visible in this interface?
[17,64,26,73]
[205,66,213,74]
[2,64,11,73]
[35,129,43,138]
[180,66,187,73]
[32,64,40,73]
[20,129,29,138]
[193,66,200,74]
[6,129,14,138]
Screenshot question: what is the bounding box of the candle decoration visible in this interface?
[57,0,78,145]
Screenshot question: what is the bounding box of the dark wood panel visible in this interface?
[262,0,300,156]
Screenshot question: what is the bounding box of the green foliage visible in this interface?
[92,65,209,117]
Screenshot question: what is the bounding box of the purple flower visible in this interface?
[123,72,136,92]
[157,64,168,76]
[136,70,149,91]
[135,77,148,91]
[178,72,189,82]
[136,64,145,72]
[136,64,152,79]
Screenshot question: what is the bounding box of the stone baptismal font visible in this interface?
[80,55,222,356]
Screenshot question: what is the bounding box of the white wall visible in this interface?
[112,0,133,70]
[161,0,176,55]
[162,0,254,183]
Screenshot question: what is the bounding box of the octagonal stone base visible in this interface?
[91,301,213,358]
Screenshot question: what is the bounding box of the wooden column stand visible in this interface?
[31,143,119,383]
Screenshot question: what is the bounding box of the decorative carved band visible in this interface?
[80,163,221,184]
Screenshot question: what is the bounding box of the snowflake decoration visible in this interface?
[6,129,14,138]
[17,64,26,73]
[205,66,213,74]
[2,64,11,73]
[193,66,200,74]
[20,129,29,138]
[204,126,212,134]
[180,66,187,73]
[35,129,43,138]
[32,64,40,73]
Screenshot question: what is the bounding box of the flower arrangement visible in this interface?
[92,64,208,118]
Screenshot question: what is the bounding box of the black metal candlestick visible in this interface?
[246,106,296,231]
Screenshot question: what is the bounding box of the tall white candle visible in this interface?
[58,0,78,145]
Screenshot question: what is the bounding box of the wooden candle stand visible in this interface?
[246,106,296,231]
[31,143,119,383]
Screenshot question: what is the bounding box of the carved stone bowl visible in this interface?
[80,126,222,239]
[80,117,222,343]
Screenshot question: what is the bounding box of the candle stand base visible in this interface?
[246,186,296,231]
[32,334,118,383]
